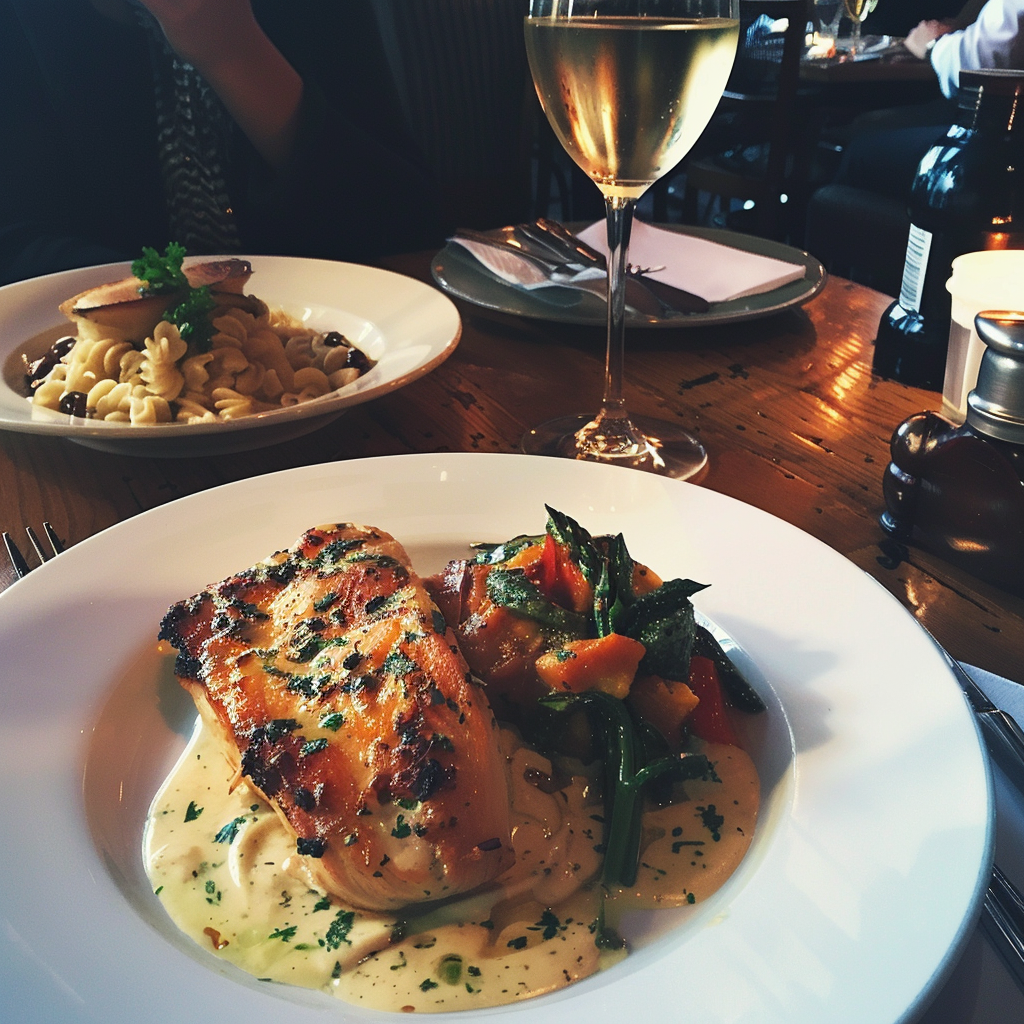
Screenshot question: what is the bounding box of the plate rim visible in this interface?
[0,452,992,1024]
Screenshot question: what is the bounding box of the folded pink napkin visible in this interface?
[577,219,806,304]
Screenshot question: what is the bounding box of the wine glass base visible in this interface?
[521,414,708,481]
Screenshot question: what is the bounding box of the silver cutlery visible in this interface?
[951,655,1024,797]
[3,522,65,579]
[453,227,669,318]
[915,625,1024,994]
[452,222,712,316]
[526,218,713,314]
[984,864,1024,993]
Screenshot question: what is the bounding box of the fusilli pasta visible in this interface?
[27,295,372,426]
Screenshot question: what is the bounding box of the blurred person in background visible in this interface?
[827,0,1018,199]
[0,0,442,287]
[904,0,1024,94]
[804,0,1020,289]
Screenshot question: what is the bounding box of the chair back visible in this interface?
[728,0,807,98]
[372,0,539,231]
[668,0,813,239]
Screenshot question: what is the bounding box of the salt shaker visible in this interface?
[881,311,1024,597]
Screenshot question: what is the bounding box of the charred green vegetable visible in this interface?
[540,689,715,887]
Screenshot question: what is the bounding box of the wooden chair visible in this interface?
[371,0,544,232]
[662,0,816,240]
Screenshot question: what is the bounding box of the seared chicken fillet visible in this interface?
[158,524,514,911]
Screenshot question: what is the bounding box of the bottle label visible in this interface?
[898,224,933,314]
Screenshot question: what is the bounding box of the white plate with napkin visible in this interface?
[433,219,826,328]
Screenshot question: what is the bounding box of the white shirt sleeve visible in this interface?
[929,0,1024,98]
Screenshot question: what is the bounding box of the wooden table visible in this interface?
[800,44,937,84]
[1,251,1021,683]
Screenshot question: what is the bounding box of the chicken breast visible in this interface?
[158,524,514,912]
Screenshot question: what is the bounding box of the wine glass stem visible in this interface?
[577,194,649,454]
[603,196,633,416]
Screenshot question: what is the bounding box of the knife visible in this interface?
[529,218,712,314]
[983,864,1024,994]
[451,230,676,318]
[948,654,1024,797]
[923,639,1024,993]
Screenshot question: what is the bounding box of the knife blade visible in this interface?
[917,628,1024,995]
[451,231,674,318]
[951,656,1024,797]
[529,218,712,314]
[983,854,1024,996]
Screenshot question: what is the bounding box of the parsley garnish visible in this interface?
[324,910,355,950]
[129,242,216,351]
[131,242,189,293]
[269,925,297,942]
[528,910,562,940]
[184,801,203,822]
[383,651,418,678]
[214,815,249,844]
[696,804,724,842]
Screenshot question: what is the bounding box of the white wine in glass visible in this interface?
[523,0,739,479]
[843,0,878,54]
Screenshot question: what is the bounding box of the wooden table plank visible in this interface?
[0,250,1019,685]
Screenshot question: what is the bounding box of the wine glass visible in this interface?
[843,0,878,54]
[522,0,740,479]
[814,0,843,44]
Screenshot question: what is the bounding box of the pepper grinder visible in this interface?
[881,311,1024,598]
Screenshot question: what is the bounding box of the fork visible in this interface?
[2,521,65,579]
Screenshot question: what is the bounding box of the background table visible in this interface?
[2,251,1020,685]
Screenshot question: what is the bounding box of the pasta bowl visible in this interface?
[0,256,461,457]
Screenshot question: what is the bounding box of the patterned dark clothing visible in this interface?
[0,0,442,286]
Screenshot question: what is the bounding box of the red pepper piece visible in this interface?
[531,534,591,613]
[686,655,741,746]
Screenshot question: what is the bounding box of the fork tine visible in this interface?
[25,526,50,563]
[2,532,31,579]
[43,521,65,555]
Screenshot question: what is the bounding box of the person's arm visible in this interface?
[905,18,955,59]
[924,0,1024,97]
[136,0,303,170]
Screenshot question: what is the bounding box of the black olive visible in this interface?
[53,336,76,358]
[322,331,348,347]
[58,391,88,417]
[346,347,372,372]
[24,336,77,388]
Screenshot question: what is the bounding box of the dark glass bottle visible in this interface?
[873,70,1024,390]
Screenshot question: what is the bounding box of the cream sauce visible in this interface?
[145,721,758,1012]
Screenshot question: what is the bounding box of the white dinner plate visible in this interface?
[0,257,461,457]
[0,453,991,1024]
